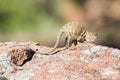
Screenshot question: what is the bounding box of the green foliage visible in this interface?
[0,0,33,33]
[0,0,61,34]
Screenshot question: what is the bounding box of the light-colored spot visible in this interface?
[111,49,120,57]
[80,46,108,56]
[102,71,115,75]
[80,56,89,63]
[0,53,13,73]
[60,54,72,62]
[90,46,108,55]
[92,58,98,62]
[80,57,84,61]
[51,63,62,69]
[19,43,27,46]
[48,69,58,74]
[102,68,118,79]
[80,49,91,56]
[84,60,89,63]
[10,70,34,80]
[5,42,16,46]
[90,46,101,54]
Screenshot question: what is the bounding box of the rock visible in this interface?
[8,45,35,66]
[0,42,120,80]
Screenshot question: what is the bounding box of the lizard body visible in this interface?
[40,21,97,55]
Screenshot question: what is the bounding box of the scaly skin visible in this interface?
[40,21,97,55]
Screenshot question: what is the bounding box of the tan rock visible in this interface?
[0,42,119,80]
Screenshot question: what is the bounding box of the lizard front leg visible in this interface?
[64,34,78,50]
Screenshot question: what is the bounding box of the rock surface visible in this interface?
[0,41,120,80]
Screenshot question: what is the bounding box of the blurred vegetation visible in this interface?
[0,0,120,49]
[0,0,63,42]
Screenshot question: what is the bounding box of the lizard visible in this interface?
[39,21,97,55]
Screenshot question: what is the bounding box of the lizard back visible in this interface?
[62,21,86,37]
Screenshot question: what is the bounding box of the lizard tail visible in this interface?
[41,29,64,55]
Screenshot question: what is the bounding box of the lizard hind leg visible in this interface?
[64,37,68,47]
[65,33,72,48]
[64,34,78,50]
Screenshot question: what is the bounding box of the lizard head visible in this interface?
[85,31,97,42]
[77,31,97,43]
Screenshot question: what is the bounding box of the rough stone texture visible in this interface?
[0,41,36,74]
[8,45,35,66]
[0,41,39,66]
[0,42,120,80]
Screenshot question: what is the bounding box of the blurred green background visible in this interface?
[0,0,120,49]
